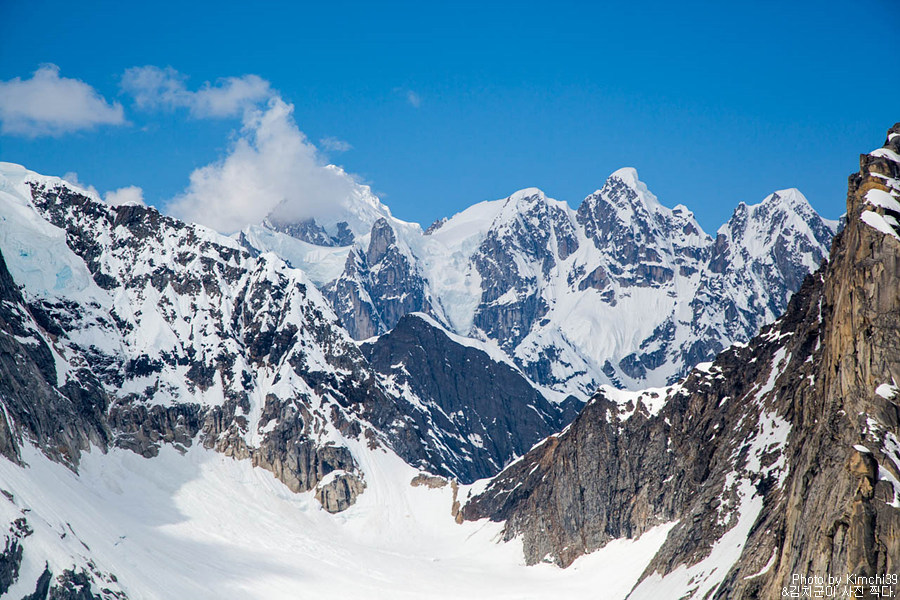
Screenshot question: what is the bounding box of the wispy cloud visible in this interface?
[0,65,125,137]
[119,66,371,233]
[405,90,422,108]
[392,87,422,108]
[121,66,272,118]
[62,172,100,197]
[319,136,352,152]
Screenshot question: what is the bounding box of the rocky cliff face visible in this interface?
[263,216,355,247]
[323,218,434,339]
[0,245,126,599]
[0,248,110,468]
[462,124,900,599]
[361,313,580,482]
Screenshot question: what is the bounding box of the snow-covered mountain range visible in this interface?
[243,167,838,398]
[0,128,856,599]
[0,160,577,489]
[0,160,591,596]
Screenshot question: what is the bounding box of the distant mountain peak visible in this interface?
[597,167,663,213]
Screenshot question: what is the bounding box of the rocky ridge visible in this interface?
[461,124,900,599]
[360,313,580,482]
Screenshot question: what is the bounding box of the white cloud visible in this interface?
[121,66,272,118]
[0,65,125,137]
[105,185,145,207]
[319,136,352,152]
[167,97,361,233]
[62,172,100,198]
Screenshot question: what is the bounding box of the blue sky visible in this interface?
[1,0,898,233]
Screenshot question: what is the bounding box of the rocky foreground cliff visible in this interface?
[462,124,900,599]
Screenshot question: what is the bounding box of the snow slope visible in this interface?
[0,442,673,599]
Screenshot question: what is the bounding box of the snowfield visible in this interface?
[0,444,673,599]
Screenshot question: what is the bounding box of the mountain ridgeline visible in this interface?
[461,123,900,598]
[245,168,837,398]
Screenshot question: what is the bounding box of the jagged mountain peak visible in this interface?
[763,186,811,209]
[587,167,664,216]
[489,187,572,233]
[718,187,839,259]
[735,187,834,232]
[578,168,709,254]
[366,217,399,263]
[605,167,660,206]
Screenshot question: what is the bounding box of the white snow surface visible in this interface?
[866,188,900,213]
[870,147,900,164]
[861,210,900,241]
[0,443,673,600]
[0,163,109,305]
[876,382,898,399]
[239,223,352,285]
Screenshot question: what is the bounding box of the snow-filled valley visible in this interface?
[0,443,674,599]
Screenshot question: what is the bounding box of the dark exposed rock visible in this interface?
[324,218,434,339]
[365,218,429,329]
[0,248,110,467]
[265,217,336,246]
[471,190,576,353]
[323,249,384,339]
[16,565,125,600]
[361,313,569,482]
[410,473,449,488]
[0,536,23,595]
[333,221,354,246]
[262,215,356,247]
[424,217,447,235]
[577,265,609,291]
[20,567,52,600]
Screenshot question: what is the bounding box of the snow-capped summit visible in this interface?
[600,167,663,210]
[265,164,396,242]
[330,172,835,397]
[577,169,708,270]
[708,188,839,320]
